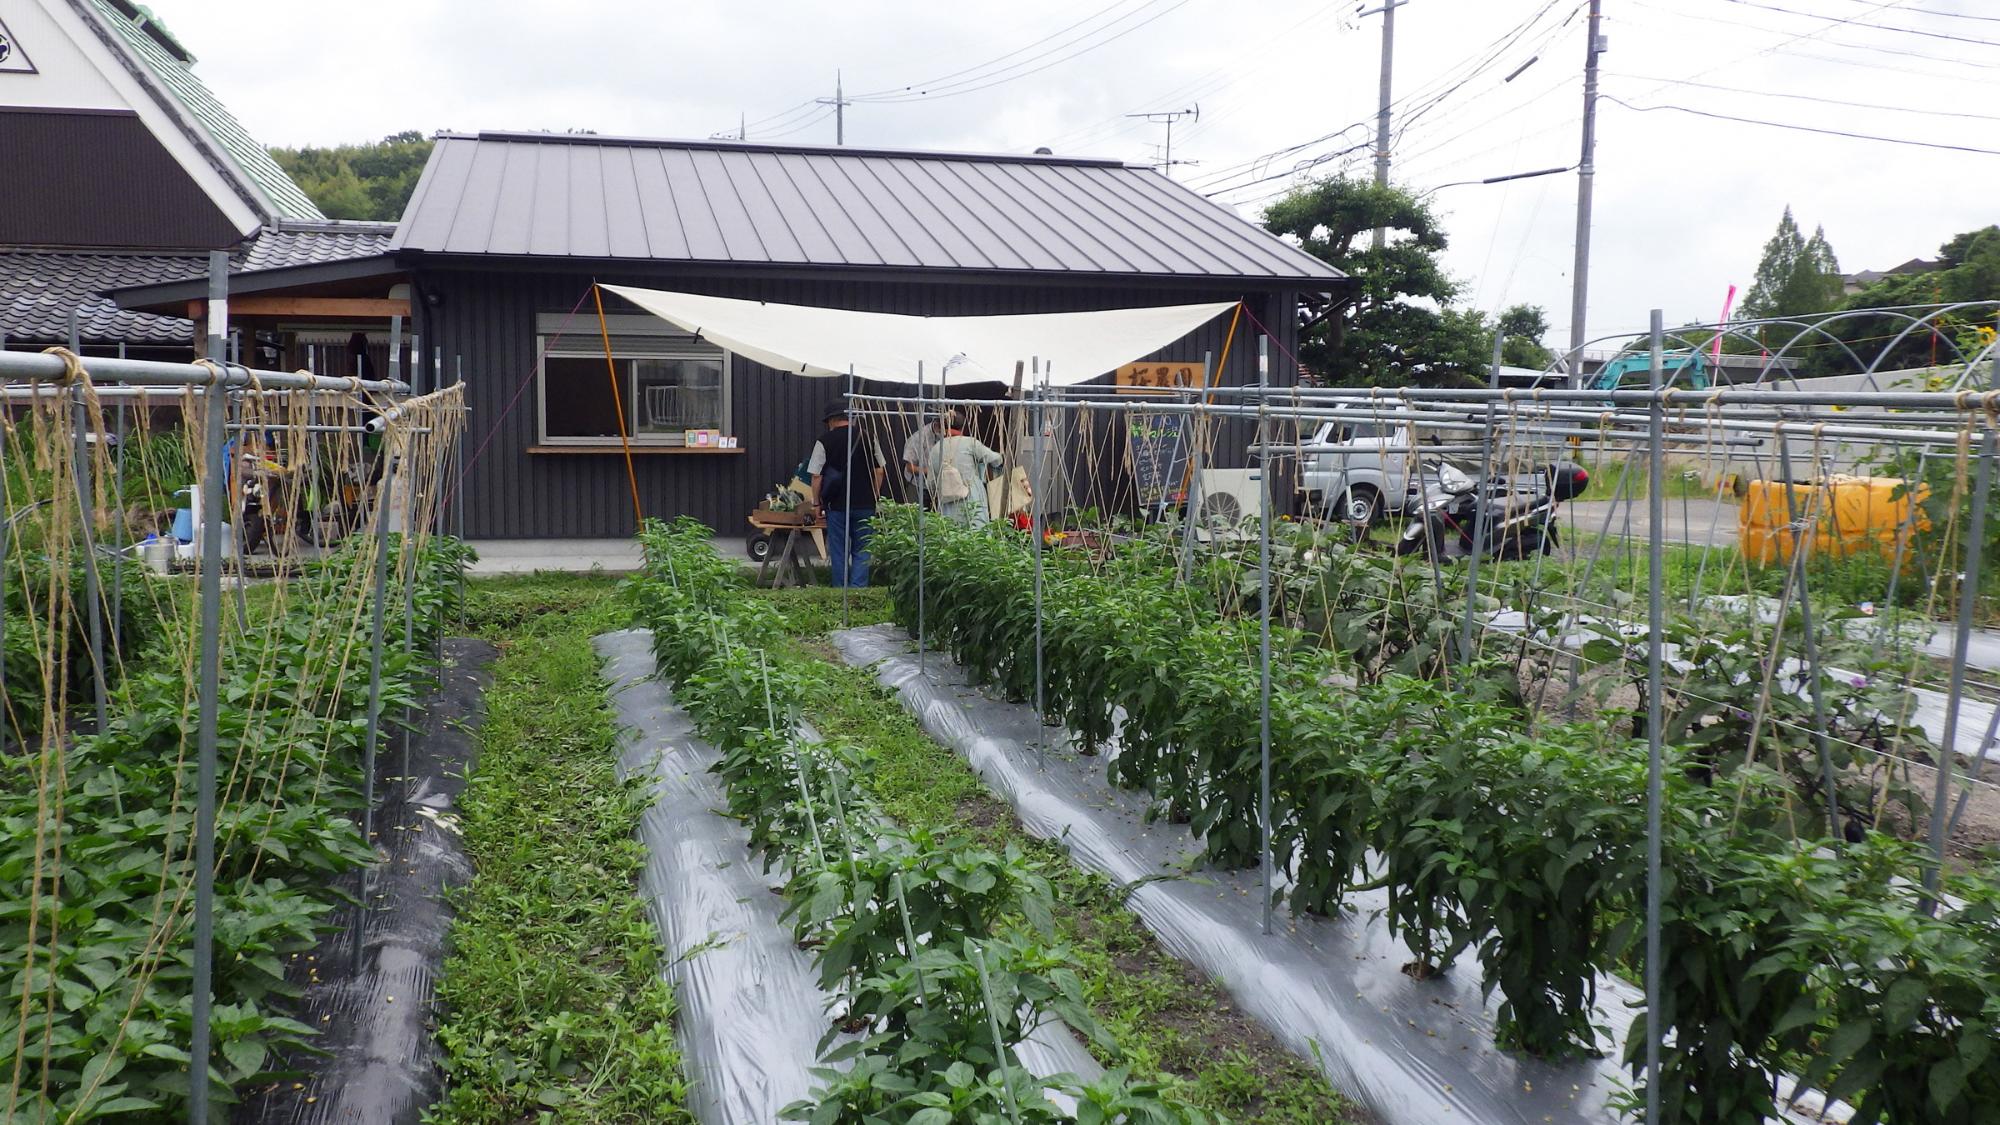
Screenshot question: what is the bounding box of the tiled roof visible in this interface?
[393,132,1346,285]
[0,220,396,344]
[76,0,325,222]
[237,219,396,271]
[0,249,204,344]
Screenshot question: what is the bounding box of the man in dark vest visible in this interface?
[808,402,887,587]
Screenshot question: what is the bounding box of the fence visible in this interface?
[1,255,467,1123]
[842,303,2000,1123]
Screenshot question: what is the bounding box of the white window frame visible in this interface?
[536,334,733,447]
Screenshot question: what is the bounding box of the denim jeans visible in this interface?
[826,507,874,587]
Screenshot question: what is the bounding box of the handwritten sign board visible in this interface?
[1129,412,1190,508]
[1114,361,1207,395]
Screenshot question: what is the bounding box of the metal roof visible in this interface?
[74,0,326,222]
[391,132,1344,286]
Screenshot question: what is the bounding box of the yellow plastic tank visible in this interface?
[1738,475,1928,566]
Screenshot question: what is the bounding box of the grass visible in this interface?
[428,574,692,1124]
[755,585,1359,1124]
[1573,456,1717,502]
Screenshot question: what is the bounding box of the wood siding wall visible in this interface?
[421,266,1297,539]
[0,111,241,249]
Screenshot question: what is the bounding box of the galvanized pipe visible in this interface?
[1641,311,1666,1125]
[1257,337,1275,937]
[188,251,229,1125]
[0,349,407,393]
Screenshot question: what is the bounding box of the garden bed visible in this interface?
[834,623,1629,1125]
[594,627,1100,1124]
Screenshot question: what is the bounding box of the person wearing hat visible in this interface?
[807,401,887,587]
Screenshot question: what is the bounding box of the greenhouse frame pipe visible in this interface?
[1257,337,1275,938]
[1459,332,1505,664]
[841,365,854,629]
[455,357,468,632]
[1031,371,1047,772]
[0,349,407,394]
[1642,311,1666,1125]
[1179,354,1212,579]
[1774,433,1845,847]
[916,361,927,675]
[68,318,108,733]
[1927,361,2000,907]
[188,252,229,1125]
[357,453,398,970]
[1136,384,2000,411]
[849,398,1990,442]
[112,387,124,654]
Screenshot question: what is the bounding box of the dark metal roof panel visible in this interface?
[393,134,1345,284]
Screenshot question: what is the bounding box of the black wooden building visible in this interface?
[119,131,1347,539]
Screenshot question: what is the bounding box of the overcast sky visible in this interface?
[164,0,1997,349]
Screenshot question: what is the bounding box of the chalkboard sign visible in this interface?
[1129,411,1190,508]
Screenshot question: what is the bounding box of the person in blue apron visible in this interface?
[808,402,887,587]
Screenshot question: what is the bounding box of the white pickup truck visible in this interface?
[1297,407,1470,526]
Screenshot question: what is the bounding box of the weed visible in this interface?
[428,574,691,1124]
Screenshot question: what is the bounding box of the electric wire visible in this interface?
[1604,72,2000,123]
[1600,95,2000,157]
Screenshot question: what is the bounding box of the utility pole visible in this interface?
[817,70,851,145]
[1567,0,1605,385]
[1361,0,1408,250]
[1126,105,1199,177]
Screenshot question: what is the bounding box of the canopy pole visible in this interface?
[592,284,646,531]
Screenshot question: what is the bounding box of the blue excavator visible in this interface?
[1590,349,1711,392]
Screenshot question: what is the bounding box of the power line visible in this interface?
[853,0,1198,103]
[1605,72,2000,123]
[1600,95,2000,156]
[1629,0,1987,69]
[1832,0,2000,21]
[846,0,1160,99]
[1730,0,2000,43]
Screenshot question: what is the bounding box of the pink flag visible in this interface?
[1715,284,1737,364]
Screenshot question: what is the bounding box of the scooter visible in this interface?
[1394,462,1589,561]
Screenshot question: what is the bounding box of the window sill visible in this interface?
[527,444,747,455]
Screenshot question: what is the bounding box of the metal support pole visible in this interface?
[916,361,927,673]
[1927,352,2000,905]
[454,356,467,631]
[1181,351,1213,579]
[842,365,856,615]
[357,454,398,969]
[970,942,1025,1125]
[188,251,229,1125]
[1257,337,1275,937]
[1774,435,1845,846]
[1031,369,1048,771]
[388,315,402,387]
[1566,0,1604,384]
[67,313,108,731]
[112,348,126,653]
[1458,330,1505,662]
[1641,310,1666,1125]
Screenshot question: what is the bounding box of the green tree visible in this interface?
[1740,207,1844,323]
[270,131,436,221]
[1263,177,1487,386]
[1495,303,1554,370]
[1807,224,2000,374]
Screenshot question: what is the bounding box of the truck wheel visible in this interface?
[1341,485,1382,528]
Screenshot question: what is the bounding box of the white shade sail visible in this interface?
[601,284,1236,386]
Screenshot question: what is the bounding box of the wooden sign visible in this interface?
[1113,361,1207,394]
